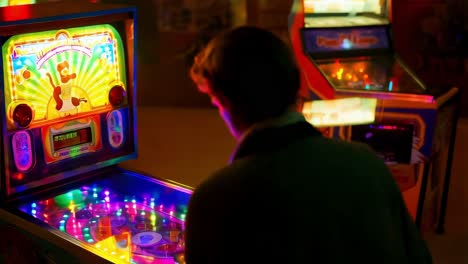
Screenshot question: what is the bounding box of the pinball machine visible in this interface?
[289,0,459,232]
[0,2,191,263]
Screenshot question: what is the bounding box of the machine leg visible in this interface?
[436,96,460,234]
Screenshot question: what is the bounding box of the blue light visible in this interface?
[365,84,370,90]
[31,203,37,208]
[31,209,36,214]
[341,39,352,49]
[388,81,393,91]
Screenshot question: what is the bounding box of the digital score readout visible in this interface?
[53,127,92,151]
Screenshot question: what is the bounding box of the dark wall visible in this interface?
[392,0,468,116]
[99,0,468,115]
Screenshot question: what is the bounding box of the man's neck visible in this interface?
[236,110,305,143]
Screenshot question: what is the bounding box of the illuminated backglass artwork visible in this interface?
[2,24,127,130]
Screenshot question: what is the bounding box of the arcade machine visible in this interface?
[289,0,459,232]
[0,2,191,263]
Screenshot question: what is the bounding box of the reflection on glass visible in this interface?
[303,97,377,127]
[19,185,187,263]
[316,56,427,94]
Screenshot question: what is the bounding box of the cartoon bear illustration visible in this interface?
[46,61,87,116]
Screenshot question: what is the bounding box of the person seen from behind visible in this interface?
[185,26,433,264]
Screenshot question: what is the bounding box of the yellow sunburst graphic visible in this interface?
[3,24,127,128]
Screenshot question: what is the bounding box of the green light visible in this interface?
[87,239,94,243]
[84,234,90,237]
[83,227,89,231]
[59,226,65,231]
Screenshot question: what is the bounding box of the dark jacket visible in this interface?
[185,121,432,264]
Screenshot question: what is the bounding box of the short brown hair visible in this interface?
[190,26,300,125]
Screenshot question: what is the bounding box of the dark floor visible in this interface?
[122,107,468,263]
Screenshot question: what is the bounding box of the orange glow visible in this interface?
[12,172,24,180]
[328,61,373,85]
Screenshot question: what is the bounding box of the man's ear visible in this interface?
[196,78,212,94]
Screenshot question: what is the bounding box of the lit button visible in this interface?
[12,131,33,172]
[107,110,124,149]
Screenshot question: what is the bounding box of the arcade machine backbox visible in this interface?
[289,0,459,232]
[0,2,192,263]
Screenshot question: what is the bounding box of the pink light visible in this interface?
[104,191,110,196]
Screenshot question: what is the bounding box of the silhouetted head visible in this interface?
[190,26,300,139]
